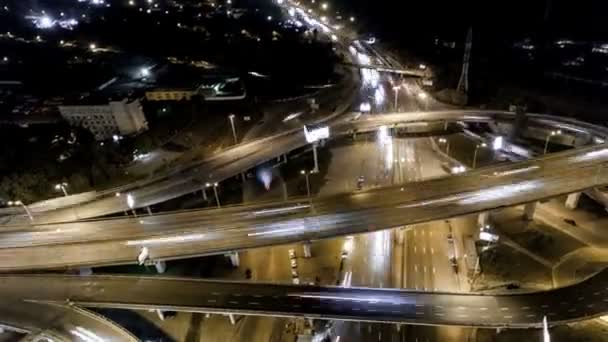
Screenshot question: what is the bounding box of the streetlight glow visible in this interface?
[127,193,135,209]
[321,3,328,10]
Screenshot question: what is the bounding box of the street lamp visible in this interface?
[228,114,238,145]
[392,85,400,111]
[321,3,328,10]
[7,200,33,222]
[492,136,504,151]
[544,130,562,155]
[206,182,221,208]
[126,193,137,217]
[300,170,311,198]
[472,143,487,168]
[438,137,450,156]
[417,92,428,110]
[54,182,69,196]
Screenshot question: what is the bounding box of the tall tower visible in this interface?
[457,27,473,94]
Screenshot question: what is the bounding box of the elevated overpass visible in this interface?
[4,271,607,329]
[3,110,606,225]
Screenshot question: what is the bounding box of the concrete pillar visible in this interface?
[396,228,405,245]
[477,212,490,227]
[138,247,149,265]
[303,242,312,258]
[282,181,288,201]
[228,313,236,325]
[202,188,208,201]
[78,267,93,276]
[154,261,166,274]
[395,323,401,332]
[156,310,166,321]
[312,142,319,173]
[229,252,240,267]
[146,206,153,215]
[523,202,537,221]
[205,313,210,318]
[565,192,582,210]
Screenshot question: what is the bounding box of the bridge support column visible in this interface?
[228,313,236,325]
[565,192,582,210]
[303,242,312,258]
[396,227,405,245]
[156,310,166,321]
[477,212,490,227]
[155,261,166,274]
[78,267,93,276]
[146,206,153,215]
[523,202,536,221]
[395,323,401,332]
[312,142,319,173]
[201,188,208,201]
[205,313,210,318]
[138,247,150,265]
[229,252,240,267]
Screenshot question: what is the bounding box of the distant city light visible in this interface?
[129,0,135,5]
[321,3,328,10]
[359,102,371,113]
[417,92,428,100]
[89,43,97,51]
[140,67,150,77]
[493,136,504,150]
[267,16,273,21]
[349,16,355,22]
[2,57,7,62]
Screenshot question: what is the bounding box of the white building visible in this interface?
[59,99,148,140]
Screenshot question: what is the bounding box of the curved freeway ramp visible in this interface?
[0,142,608,270]
[5,271,607,329]
[0,300,138,341]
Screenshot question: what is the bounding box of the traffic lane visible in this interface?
[0,300,138,342]
[8,270,608,328]
[0,160,606,270]
[3,139,607,243]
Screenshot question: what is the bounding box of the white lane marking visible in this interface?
[414,246,417,253]
[457,314,469,318]
[414,265,418,272]
[587,304,594,308]
[593,292,600,296]
[541,305,549,308]
[435,305,444,309]
[521,306,530,310]
[253,295,263,298]
[211,292,221,295]
[429,231,433,237]
[352,308,361,311]
[423,266,427,273]
[435,313,445,316]
[207,299,217,303]
[432,267,436,274]
[527,314,536,318]
[504,315,513,319]
[422,247,426,254]
[229,301,239,304]
[415,304,424,307]
[250,302,260,305]
[431,248,435,255]
[567,308,576,312]
[415,312,424,315]
[481,315,490,319]
[479,307,488,311]
[457,306,467,310]
[500,307,509,311]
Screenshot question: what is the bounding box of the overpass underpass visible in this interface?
[5,270,607,329]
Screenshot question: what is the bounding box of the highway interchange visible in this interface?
[2,1,608,341]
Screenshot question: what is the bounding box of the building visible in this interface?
[59,98,148,140]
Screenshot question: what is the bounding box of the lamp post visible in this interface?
[228,114,238,145]
[438,137,450,156]
[300,170,311,198]
[392,86,400,111]
[207,182,221,208]
[8,200,33,222]
[417,92,428,110]
[126,193,137,217]
[472,143,487,168]
[54,182,69,196]
[543,130,561,155]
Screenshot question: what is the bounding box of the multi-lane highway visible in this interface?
[3,271,606,329]
[0,137,607,271]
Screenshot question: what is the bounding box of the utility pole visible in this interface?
[457,27,473,94]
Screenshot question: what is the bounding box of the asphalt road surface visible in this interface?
[3,271,606,328]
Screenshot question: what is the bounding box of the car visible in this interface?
[290,259,297,268]
[356,175,365,190]
[292,277,300,285]
[291,269,298,278]
[288,249,296,259]
[450,257,458,273]
[447,233,454,243]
